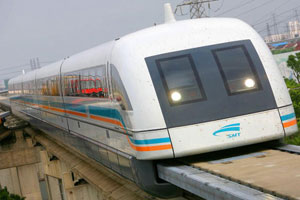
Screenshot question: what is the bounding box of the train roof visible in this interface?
[9,17,254,85]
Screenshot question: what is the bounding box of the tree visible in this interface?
[287,53,300,83]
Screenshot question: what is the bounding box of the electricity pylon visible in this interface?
[175,0,218,19]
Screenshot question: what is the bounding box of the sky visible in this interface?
[1,0,300,81]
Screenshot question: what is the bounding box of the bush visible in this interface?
[285,78,300,119]
[0,186,25,200]
[284,78,300,145]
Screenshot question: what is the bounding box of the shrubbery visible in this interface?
[0,186,25,200]
[284,78,300,145]
[285,78,300,120]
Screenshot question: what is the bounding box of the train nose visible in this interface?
[168,108,286,158]
[145,40,286,158]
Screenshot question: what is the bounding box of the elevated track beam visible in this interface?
[157,162,282,200]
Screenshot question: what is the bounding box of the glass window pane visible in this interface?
[111,65,132,110]
[157,55,206,105]
[213,45,261,95]
[96,66,107,98]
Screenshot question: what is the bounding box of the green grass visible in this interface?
[284,120,300,145]
[285,131,300,146]
[272,47,295,55]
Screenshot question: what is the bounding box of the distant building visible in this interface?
[264,20,300,43]
[264,33,289,43]
[289,20,300,38]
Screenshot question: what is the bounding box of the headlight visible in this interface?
[244,78,255,88]
[171,91,182,102]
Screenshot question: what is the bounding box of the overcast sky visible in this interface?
[1,0,300,80]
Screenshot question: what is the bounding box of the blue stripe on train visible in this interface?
[280,113,296,121]
[88,105,125,125]
[13,96,173,146]
[129,137,171,145]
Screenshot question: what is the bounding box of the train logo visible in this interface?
[213,123,241,139]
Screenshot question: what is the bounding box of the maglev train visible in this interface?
[7,7,298,197]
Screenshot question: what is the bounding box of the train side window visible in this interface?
[156,54,206,106]
[37,79,43,95]
[80,70,89,97]
[30,80,35,95]
[63,72,78,96]
[49,76,60,96]
[63,75,70,96]
[63,66,108,98]
[88,69,96,97]
[73,72,81,96]
[111,65,132,110]
[95,66,107,98]
[23,82,27,95]
[29,81,32,94]
[212,45,262,95]
[41,78,48,96]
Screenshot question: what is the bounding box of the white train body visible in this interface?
[7,18,298,197]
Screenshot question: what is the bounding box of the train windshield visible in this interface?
[145,40,276,128]
[212,45,261,95]
[156,55,206,105]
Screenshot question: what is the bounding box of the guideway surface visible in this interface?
[179,147,300,200]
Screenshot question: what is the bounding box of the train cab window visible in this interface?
[111,65,132,110]
[212,45,261,95]
[156,55,206,106]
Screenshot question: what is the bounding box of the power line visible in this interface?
[0,64,29,72]
[0,69,27,77]
[258,13,296,34]
[215,0,256,17]
[234,0,274,18]
[252,4,300,27]
[0,60,53,72]
[214,0,224,12]
[251,1,289,26]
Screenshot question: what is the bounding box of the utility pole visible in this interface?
[272,13,279,35]
[30,59,34,70]
[295,9,299,22]
[29,58,41,70]
[175,0,218,19]
[267,23,271,37]
[36,57,40,69]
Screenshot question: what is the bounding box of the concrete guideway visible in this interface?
[166,145,300,200]
[0,97,188,200]
[157,162,283,200]
[23,127,163,200]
